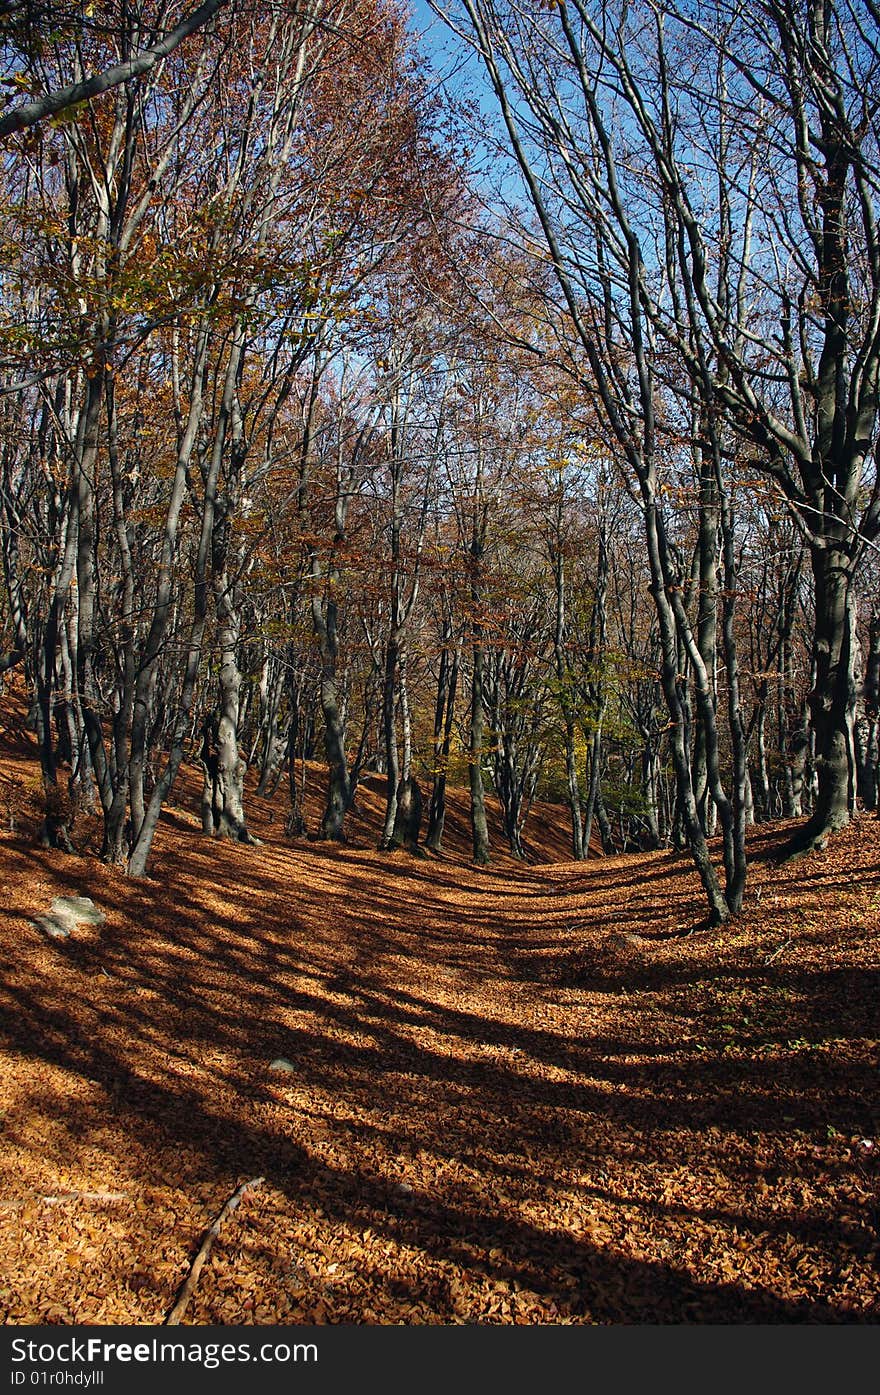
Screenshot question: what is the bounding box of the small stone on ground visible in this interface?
[31,913,72,940]
[51,896,106,925]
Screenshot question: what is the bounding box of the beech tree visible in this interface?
[432,0,880,916]
[0,0,232,138]
[4,0,878,892]
[437,0,746,918]
[0,0,464,871]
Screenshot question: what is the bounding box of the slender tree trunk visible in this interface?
[787,547,856,851]
[582,507,609,858]
[284,666,308,837]
[551,536,585,858]
[254,657,288,798]
[563,728,585,859]
[582,728,604,857]
[75,367,116,835]
[855,615,879,811]
[690,455,719,833]
[753,695,771,822]
[101,377,137,864]
[715,463,748,913]
[783,655,810,819]
[208,542,257,843]
[593,785,615,853]
[127,328,232,878]
[641,740,661,849]
[128,324,210,858]
[313,579,351,841]
[426,627,459,853]
[644,498,729,923]
[469,631,491,866]
[379,632,401,849]
[284,717,307,837]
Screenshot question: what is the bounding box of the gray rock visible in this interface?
[51,895,105,926]
[30,894,106,943]
[268,1057,296,1074]
[32,913,73,940]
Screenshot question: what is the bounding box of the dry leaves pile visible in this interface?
[0,695,878,1325]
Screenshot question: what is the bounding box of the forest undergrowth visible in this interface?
[1,693,878,1325]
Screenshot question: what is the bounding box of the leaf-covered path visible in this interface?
[1,715,878,1323]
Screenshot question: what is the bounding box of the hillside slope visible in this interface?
[1,691,878,1324]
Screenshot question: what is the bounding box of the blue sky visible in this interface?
[402,1,531,211]
[406,0,453,57]
[404,1,489,103]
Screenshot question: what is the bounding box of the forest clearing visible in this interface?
[1,695,878,1326]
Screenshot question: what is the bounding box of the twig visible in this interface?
[44,1189,127,1204]
[164,1176,264,1326]
[0,1190,126,1209]
[764,938,793,966]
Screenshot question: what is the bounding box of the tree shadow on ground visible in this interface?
[2,795,878,1323]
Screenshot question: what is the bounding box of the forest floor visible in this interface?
[1,692,878,1325]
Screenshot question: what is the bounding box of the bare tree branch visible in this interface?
[0,0,230,139]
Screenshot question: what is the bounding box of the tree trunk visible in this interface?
[317,669,351,840]
[786,548,856,852]
[645,498,729,924]
[582,728,603,857]
[101,377,138,865]
[128,327,232,878]
[254,656,288,798]
[469,635,491,865]
[379,632,401,849]
[390,775,423,850]
[208,534,257,843]
[641,739,661,849]
[594,785,616,854]
[752,696,771,822]
[314,604,351,843]
[691,453,719,834]
[426,628,459,853]
[783,683,810,819]
[551,532,585,859]
[582,507,609,858]
[128,324,211,866]
[563,726,585,859]
[855,615,879,811]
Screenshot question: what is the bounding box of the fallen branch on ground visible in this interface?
[165,1176,264,1326]
[0,1190,127,1209]
[764,938,794,966]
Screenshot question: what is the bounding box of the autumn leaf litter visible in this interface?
[0,710,878,1323]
